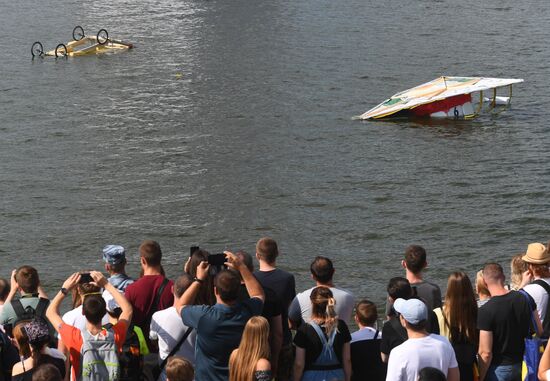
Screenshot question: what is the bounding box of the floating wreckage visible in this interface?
[357,76,523,120]
[31,26,133,58]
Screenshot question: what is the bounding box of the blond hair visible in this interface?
[510,254,528,290]
[229,316,270,381]
[475,270,490,299]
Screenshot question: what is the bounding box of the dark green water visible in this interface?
[1,0,549,306]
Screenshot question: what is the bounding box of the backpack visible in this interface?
[6,298,50,339]
[105,323,143,381]
[10,298,49,326]
[79,327,120,381]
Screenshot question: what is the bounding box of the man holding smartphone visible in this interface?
[176,251,265,381]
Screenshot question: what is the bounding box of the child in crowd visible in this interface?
[350,300,384,381]
[46,271,133,381]
[166,356,194,381]
[229,316,272,381]
[31,364,62,381]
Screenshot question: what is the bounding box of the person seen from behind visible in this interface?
[125,240,173,344]
[289,256,355,327]
[165,356,194,381]
[32,364,62,381]
[176,251,265,381]
[401,245,442,311]
[293,286,352,381]
[477,262,539,381]
[509,254,529,291]
[1,266,50,337]
[102,245,134,292]
[150,274,197,381]
[0,278,10,317]
[184,248,216,306]
[433,272,478,381]
[235,250,283,376]
[253,237,296,381]
[520,242,550,336]
[229,316,272,381]
[11,319,66,380]
[385,298,459,381]
[46,271,133,381]
[350,299,384,381]
[475,270,491,308]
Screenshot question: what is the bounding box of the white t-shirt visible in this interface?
[386,334,458,381]
[288,286,355,324]
[150,306,196,381]
[62,306,109,331]
[523,278,550,323]
[351,326,381,343]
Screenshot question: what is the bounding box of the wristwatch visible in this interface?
[60,288,69,296]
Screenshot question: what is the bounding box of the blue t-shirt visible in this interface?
[182,298,263,381]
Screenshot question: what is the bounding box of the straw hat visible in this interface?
[522,243,550,264]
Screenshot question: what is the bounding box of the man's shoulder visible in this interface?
[152,306,177,321]
[295,287,315,299]
[331,286,355,299]
[413,280,441,291]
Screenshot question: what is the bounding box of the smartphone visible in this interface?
[79,273,93,284]
[208,253,227,266]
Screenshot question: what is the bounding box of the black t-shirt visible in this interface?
[254,269,296,344]
[477,290,535,365]
[351,334,385,381]
[380,310,440,355]
[12,356,66,381]
[293,320,351,370]
[237,284,283,320]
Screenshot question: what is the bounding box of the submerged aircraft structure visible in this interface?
[357,76,523,120]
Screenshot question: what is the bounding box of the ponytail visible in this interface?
[325,297,338,336]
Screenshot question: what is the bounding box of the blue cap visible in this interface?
[393,298,428,324]
[102,245,126,265]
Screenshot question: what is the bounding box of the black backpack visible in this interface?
[104,323,143,381]
[0,329,19,381]
[5,298,49,337]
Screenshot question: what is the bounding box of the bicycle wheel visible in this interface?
[97,29,109,45]
[31,41,44,57]
[73,26,85,41]
[55,43,68,57]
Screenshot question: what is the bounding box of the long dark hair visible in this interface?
[443,272,478,344]
[186,249,215,305]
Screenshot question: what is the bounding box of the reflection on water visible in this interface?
[1,0,550,304]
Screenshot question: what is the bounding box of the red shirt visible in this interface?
[59,321,127,381]
[124,275,174,333]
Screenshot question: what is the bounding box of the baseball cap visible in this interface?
[393,298,428,324]
[102,245,126,265]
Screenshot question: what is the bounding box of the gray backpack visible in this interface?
[79,327,120,381]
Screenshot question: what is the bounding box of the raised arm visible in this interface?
[176,261,209,315]
[225,251,265,302]
[46,273,81,332]
[5,270,18,304]
[91,271,133,325]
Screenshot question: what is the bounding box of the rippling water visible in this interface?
[1,0,550,306]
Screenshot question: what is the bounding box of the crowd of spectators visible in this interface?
[1,238,550,381]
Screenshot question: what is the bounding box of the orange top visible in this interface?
[59,321,128,380]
